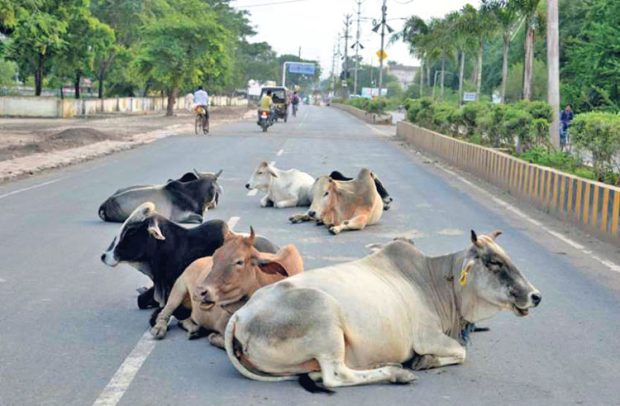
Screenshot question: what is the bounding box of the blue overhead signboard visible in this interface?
[288,63,315,75]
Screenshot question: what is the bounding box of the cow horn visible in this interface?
[248,226,256,245]
[193,168,201,177]
[148,217,166,241]
[471,230,482,248]
[489,230,502,240]
[215,169,223,179]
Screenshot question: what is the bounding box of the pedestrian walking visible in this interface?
[560,104,574,151]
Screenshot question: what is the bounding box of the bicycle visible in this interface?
[194,106,209,135]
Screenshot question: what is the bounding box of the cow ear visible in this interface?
[267,166,278,178]
[148,217,166,240]
[471,230,482,248]
[489,230,502,240]
[257,259,288,277]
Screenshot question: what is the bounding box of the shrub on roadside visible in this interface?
[571,112,620,184]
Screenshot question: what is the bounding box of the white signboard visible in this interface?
[463,92,477,102]
[361,87,388,98]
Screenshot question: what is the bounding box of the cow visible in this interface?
[289,169,390,225]
[98,169,223,223]
[329,171,393,210]
[150,228,303,348]
[294,168,382,235]
[100,203,277,324]
[224,231,541,391]
[245,161,314,208]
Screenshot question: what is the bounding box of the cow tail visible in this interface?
[224,315,296,382]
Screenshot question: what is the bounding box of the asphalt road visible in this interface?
[1,105,619,406]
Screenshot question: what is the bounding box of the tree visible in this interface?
[513,0,542,100]
[51,1,115,98]
[461,4,497,99]
[6,2,68,95]
[483,0,519,103]
[445,10,476,104]
[135,1,233,115]
[392,16,429,96]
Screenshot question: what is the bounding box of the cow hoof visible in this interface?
[328,227,340,235]
[208,333,225,349]
[150,323,168,339]
[410,355,437,371]
[388,367,417,384]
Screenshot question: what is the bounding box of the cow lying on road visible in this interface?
[100,203,277,324]
[290,168,383,234]
[329,170,393,210]
[225,231,541,391]
[150,228,303,348]
[98,169,223,223]
[245,162,315,208]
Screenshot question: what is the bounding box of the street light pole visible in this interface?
[342,14,352,99]
[353,0,363,95]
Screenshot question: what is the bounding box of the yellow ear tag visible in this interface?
[459,262,473,286]
[459,269,469,286]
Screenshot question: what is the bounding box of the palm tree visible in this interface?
[446,10,476,105]
[429,18,456,100]
[513,0,542,100]
[460,4,496,99]
[392,16,429,96]
[483,0,520,103]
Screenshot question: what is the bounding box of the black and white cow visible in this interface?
[100,202,277,325]
[98,170,223,223]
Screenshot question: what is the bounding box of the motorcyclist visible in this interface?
[258,90,273,123]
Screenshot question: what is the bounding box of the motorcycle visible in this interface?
[257,110,272,132]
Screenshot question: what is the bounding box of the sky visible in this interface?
[231,0,481,78]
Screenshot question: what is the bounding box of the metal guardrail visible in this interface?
[397,121,620,243]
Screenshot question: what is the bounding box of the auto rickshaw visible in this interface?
[260,86,288,123]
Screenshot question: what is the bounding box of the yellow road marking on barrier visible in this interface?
[568,178,574,213]
[611,191,620,236]
[559,174,566,211]
[583,182,591,225]
[575,180,583,221]
[591,185,599,228]
[601,188,610,233]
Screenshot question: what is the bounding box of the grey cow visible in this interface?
[98,170,222,223]
[224,231,541,391]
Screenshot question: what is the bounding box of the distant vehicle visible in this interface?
[259,86,288,123]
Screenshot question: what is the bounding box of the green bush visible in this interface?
[502,107,534,152]
[348,97,369,111]
[459,102,490,137]
[571,112,620,184]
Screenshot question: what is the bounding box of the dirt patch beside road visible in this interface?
[0,107,249,182]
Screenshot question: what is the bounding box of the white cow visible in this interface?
[224,231,541,391]
[245,161,315,208]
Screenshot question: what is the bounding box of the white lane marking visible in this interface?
[433,161,620,274]
[247,189,257,196]
[276,149,284,156]
[94,215,242,405]
[92,331,156,406]
[227,216,240,231]
[0,178,64,200]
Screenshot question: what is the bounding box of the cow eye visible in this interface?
[323,192,329,197]
[487,260,503,269]
[257,171,263,175]
[235,259,244,266]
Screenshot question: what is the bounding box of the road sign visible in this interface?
[288,62,316,75]
[376,49,388,60]
[463,92,477,102]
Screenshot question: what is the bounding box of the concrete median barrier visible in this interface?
[398,121,620,243]
[332,103,392,125]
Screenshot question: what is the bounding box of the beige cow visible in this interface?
[150,228,303,348]
[225,231,541,391]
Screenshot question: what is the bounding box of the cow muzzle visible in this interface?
[512,291,542,317]
[101,251,119,267]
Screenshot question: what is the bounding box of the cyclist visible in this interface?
[194,86,209,132]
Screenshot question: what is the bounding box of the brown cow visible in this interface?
[320,168,383,235]
[150,228,303,348]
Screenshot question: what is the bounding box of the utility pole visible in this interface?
[547,0,560,149]
[353,0,364,95]
[298,46,301,59]
[342,14,352,99]
[330,41,337,93]
[372,0,392,98]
